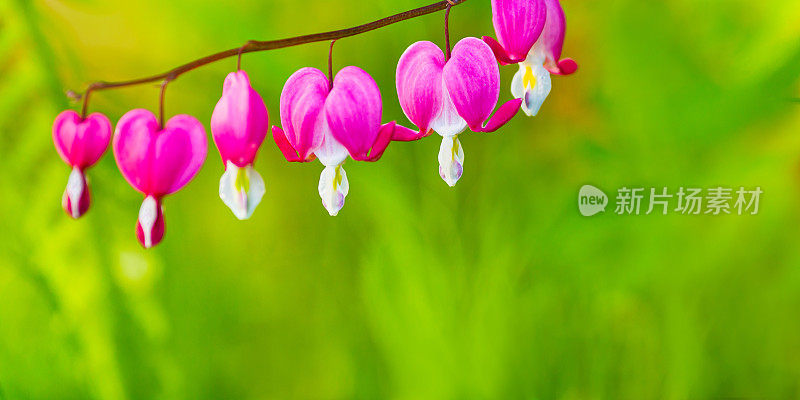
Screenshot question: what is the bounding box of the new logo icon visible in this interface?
[578,185,608,216]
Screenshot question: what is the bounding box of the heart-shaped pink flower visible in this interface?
[396,37,522,186]
[113,109,207,248]
[52,110,112,218]
[273,66,415,216]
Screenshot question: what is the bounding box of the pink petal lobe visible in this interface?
[396,41,445,135]
[491,0,546,61]
[211,70,269,167]
[325,66,383,160]
[391,124,430,141]
[155,115,208,195]
[356,122,395,162]
[278,67,329,161]
[481,36,520,65]
[272,126,308,162]
[549,58,578,75]
[53,110,112,169]
[113,109,207,196]
[479,98,522,133]
[540,0,577,75]
[443,38,500,132]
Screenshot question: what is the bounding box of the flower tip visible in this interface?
[437,136,464,187]
[136,196,165,249]
[325,206,341,217]
[219,162,265,220]
[318,164,349,217]
[62,167,90,219]
[556,58,578,75]
[440,170,460,187]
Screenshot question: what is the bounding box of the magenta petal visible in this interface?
[357,122,396,162]
[211,70,269,167]
[481,36,520,65]
[325,66,383,160]
[113,109,160,194]
[479,98,522,133]
[550,58,578,75]
[491,0,546,61]
[391,124,429,141]
[396,41,445,135]
[113,109,207,196]
[279,67,329,160]
[443,38,500,132]
[272,126,309,162]
[540,0,577,75]
[53,110,112,169]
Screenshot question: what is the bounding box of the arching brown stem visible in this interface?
[74,0,469,117]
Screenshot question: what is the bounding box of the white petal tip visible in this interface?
[438,136,464,187]
[138,196,159,249]
[318,164,349,217]
[520,103,540,117]
[219,163,266,221]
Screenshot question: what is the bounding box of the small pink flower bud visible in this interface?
[52,110,112,218]
[211,71,269,220]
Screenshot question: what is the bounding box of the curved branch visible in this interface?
[76,0,468,117]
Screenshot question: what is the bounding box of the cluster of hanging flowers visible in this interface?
[52,0,576,248]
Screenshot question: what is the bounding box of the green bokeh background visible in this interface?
[2,0,800,398]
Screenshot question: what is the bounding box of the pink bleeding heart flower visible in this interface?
[52,110,112,218]
[273,66,414,216]
[113,109,207,248]
[485,0,578,117]
[211,70,268,220]
[396,37,522,186]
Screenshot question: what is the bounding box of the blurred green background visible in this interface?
[2,0,800,398]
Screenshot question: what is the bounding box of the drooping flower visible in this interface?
[52,110,112,218]
[484,0,578,116]
[273,66,414,216]
[396,37,522,186]
[210,70,268,220]
[113,109,207,248]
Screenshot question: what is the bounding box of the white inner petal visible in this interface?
[66,166,84,218]
[515,52,552,117]
[430,80,467,137]
[511,68,524,99]
[138,195,158,248]
[318,164,349,216]
[437,135,465,187]
[313,114,349,167]
[219,161,266,220]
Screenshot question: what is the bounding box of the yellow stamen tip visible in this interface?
[523,66,536,90]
